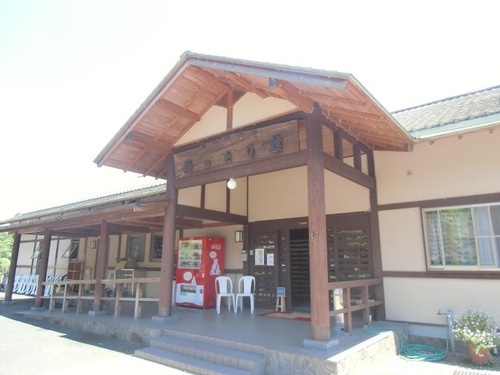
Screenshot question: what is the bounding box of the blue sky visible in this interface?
[1,0,499,219]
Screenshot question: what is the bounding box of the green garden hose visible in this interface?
[363,326,449,362]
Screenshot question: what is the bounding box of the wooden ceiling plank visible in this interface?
[273,80,315,113]
[328,106,382,121]
[126,131,172,154]
[189,66,233,93]
[224,72,268,99]
[176,217,203,229]
[144,152,169,177]
[326,113,406,151]
[155,99,201,122]
[125,147,147,171]
[301,90,368,108]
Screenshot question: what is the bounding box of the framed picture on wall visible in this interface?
[150,234,163,261]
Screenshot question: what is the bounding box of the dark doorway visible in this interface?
[289,228,310,311]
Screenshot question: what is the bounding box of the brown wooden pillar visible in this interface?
[306,103,331,340]
[158,151,177,317]
[367,151,386,319]
[93,219,109,312]
[4,232,21,302]
[35,229,52,308]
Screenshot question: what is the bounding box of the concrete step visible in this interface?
[135,329,266,375]
[135,347,254,375]
[162,328,266,355]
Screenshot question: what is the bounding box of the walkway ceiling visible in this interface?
[95,52,414,179]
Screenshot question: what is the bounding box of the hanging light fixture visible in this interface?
[227,178,237,190]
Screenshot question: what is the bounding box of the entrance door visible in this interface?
[289,228,310,310]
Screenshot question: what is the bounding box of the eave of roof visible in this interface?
[94,52,414,179]
[0,182,166,230]
[393,85,500,139]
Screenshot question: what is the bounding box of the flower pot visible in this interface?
[467,344,491,365]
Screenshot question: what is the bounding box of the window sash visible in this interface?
[424,203,500,269]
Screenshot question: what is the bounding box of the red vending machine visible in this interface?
[175,237,224,308]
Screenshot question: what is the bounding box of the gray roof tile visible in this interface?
[392,85,500,138]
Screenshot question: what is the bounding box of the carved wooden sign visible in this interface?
[174,120,299,179]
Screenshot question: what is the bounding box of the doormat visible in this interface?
[260,311,311,321]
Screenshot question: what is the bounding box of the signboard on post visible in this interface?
[277,287,286,297]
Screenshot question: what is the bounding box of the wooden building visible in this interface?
[2,52,500,344]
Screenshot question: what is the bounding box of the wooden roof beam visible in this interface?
[189,66,233,93]
[328,106,382,121]
[176,217,203,229]
[155,99,200,122]
[223,72,269,99]
[271,80,315,113]
[125,132,172,154]
[144,152,169,177]
[125,146,147,171]
[189,57,348,90]
[300,90,368,108]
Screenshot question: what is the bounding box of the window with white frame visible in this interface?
[423,203,500,269]
[423,203,500,270]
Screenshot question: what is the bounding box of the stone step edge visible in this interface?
[135,346,254,375]
[151,335,265,371]
[163,328,266,355]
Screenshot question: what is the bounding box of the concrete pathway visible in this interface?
[0,294,191,375]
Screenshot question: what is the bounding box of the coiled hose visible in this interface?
[363,326,448,362]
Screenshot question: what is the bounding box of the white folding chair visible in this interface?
[235,276,255,313]
[215,276,235,313]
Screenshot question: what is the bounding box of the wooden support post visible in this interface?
[134,283,144,319]
[76,284,83,314]
[5,232,21,302]
[35,229,52,308]
[306,103,331,341]
[343,287,352,333]
[114,283,123,318]
[93,220,109,312]
[158,152,177,317]
[367,150,385,320]
[226,90,234,131]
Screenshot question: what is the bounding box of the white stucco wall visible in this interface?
[376,129,500,205]
[376,128,500,324]
[248,167,370,222]
[384,277,500,324]
[176,93,297,146]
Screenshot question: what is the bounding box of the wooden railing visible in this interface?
[43,277,160,319]
[43,279,96,314]
[328,278,383,333]
[101,277,160,319]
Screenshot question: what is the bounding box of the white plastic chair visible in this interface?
[215,276,235,313]
[235,276,255,313]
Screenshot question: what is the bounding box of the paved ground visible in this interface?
[0,294,190,375]
[2,293,499,375]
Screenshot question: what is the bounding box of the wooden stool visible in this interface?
[275,296,286,312]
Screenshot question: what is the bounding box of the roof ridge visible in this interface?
[392,84,500,114]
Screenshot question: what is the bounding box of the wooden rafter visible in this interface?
[223,72,268,98]
[155,99,201,122]
[272,80,315,113]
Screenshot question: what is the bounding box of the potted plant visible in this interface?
[452,309,498,365]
